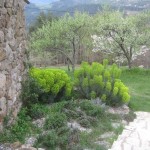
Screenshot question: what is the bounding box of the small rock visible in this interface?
[107,105,129,115]
[17,146,37,150]
[99,132,115,139]
[67,121,92,133]
[25,137,37,147]
[41,130,49,136]
[21,144,30,148]
[11,141,22,149]
[95,141,110,149]
[38,148,45,150]
[0,144,11,150]
[122,120,128,126]
[32,118,45,128]
[112,122,121,129]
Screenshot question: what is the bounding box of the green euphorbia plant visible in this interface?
[74,60,130,106]
[22,68,72,107]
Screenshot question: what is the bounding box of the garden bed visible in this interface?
[0,100,135,150]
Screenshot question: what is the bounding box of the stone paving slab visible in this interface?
[109,112,150,150]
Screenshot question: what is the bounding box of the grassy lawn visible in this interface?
[121,69,150,112]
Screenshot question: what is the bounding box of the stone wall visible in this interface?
[0,0,27,130]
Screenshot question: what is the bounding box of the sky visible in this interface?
[29,0,58,4]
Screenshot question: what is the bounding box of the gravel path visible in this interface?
[109,112,150,150]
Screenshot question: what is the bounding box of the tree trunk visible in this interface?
[68,64,70,72]
[66,58,70,72]
[127,58,132,69]
[72,63,75,72]
[52,49,73,71]
[72,38,76,72]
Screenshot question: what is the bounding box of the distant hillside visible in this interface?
[50,4,103,16]
[25,3,41,27]
[25,0,150,27]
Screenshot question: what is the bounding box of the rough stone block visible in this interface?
[0,15,7,28]
[9,39,17,51]
[0,73,6,89]
[0,0,4,7]
[0,7,7,15]
[5,0,13,8]
[0,73,6,98]
[13,0,19,8]
[6,28,14,40]
[6,16,15,29]
[0,97,6,116]
[7,8,13,16]
[0,48,6,62]
[0,30,4,43]
[8,86,15,100]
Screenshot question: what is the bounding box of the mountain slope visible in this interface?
[25,0,150,27]
[25,3,41,26]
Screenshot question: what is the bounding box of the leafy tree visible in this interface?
[93,10,150,68]
[29,11,58,33]
[30,12,93,71]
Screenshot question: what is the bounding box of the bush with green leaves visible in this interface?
[21,75,44,108]
[10,108,32,142]
[35,127,70,149]
[22,68,72,107]
[0,108,32,143]
[78,118,91,128]
[44,112,67,130]
[36,130,58,149]
[80,100,104,117]
[74,60,130,106]
[28,104,49,119]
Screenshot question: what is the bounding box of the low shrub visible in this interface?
[74,60,130,106]
[10,108,32,142]
[63,100,80,111]
[44,112,67,130]
[21,76,44,107]
[28,104,49,119]
[64,109,81,119]
[78,118,91,128]
[50,101,68,113]
[36,130,58,149]
[0,108,32,143]
[22,68,72,107]
[35,127,70,149]
[86,116,98,126]
[80,100,104,117]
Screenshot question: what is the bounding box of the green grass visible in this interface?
[121,68,150,112]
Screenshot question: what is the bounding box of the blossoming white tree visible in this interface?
[93,10,150,68]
